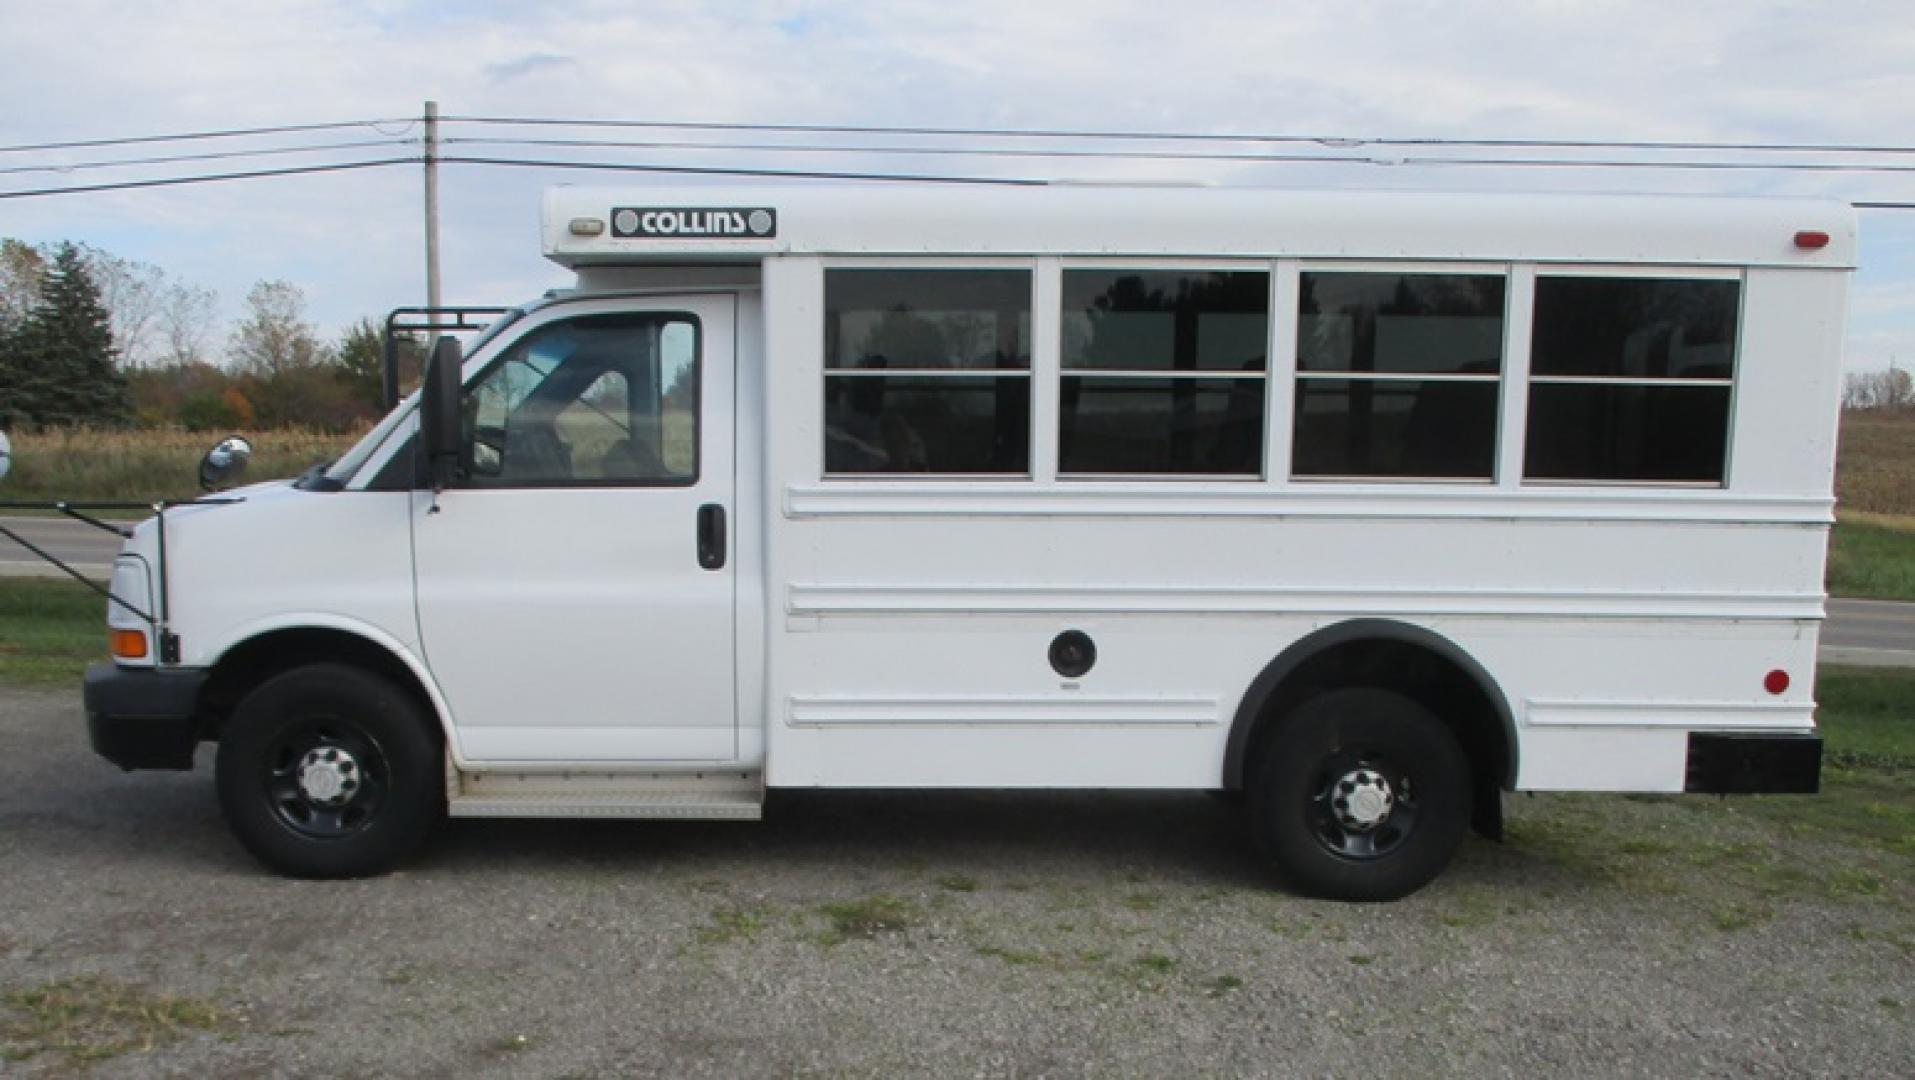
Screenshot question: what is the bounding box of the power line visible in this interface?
[437,155,1043,185]
[0,155,1044,198]
[13,133,1915,186]
[0,158,417,199]
[443,113,1915,158]
[436,134,1915,174]
[0,118,418,155]
[0,138,419,176]
[444,134,1370,167]
[4,149,1914,200]
[1407,155,1915,174]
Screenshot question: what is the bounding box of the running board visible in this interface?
[446,764,764,820]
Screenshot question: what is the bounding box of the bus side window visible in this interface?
[1292,271,1506,481]
[1525,277,1738,484]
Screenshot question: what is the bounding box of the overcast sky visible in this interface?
[2,0,1912,371]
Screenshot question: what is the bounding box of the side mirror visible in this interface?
[0,429,11,483]
[197,435,253,491]
[418,337,463,489]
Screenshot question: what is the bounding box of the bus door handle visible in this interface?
[696,504,726,570]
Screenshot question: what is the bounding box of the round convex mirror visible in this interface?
[198,435,254,491]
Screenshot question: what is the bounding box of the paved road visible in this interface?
[1822,598,1915,668]
[5,515,1915,666]
[0,514,124,578]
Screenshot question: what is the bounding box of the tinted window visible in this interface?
[1526,277,1738,484]
[1525,384,1730,483]
[1059,269,1268,475]
[1298,273,1506,375]
[824,269,1031,475]
[825,376,1029,474]
[1293,272,1505,480]
[1293,379,1499,479]
[1060,377,1264,475]
[1531,278,1738,379]
[460,313,698,487]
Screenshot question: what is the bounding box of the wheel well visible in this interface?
[1224,621,1515,840]
[196,628,441,744]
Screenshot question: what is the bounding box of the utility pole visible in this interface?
[424,100,442,315]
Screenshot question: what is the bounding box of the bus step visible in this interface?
[447,768,764,820]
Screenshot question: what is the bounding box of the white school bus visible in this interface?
[80,185,1851,900]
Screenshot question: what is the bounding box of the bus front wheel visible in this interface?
[215,663,442,878]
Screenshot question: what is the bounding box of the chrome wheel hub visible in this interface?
[1331,768,1395,831]
[296,746,363,806]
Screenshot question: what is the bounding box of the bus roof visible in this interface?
[542,184,1857,270]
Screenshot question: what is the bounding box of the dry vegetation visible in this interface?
[1837,409,1915,520]
[0,426,360,506]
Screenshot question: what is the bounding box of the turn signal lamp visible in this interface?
[109,628,149,660]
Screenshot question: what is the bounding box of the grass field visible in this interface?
[0,579,106,687]
[1828,512,1915,602]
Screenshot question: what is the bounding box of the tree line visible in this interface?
[1842,367,1914,412]
[0,238,420,432]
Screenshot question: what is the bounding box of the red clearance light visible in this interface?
[1764,669,1790,695]
[1794,230,1830,250]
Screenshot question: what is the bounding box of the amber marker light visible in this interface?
[109,629,149,660]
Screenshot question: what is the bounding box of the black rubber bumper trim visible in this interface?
[82,662,208,772]
[1684,732,1822,794]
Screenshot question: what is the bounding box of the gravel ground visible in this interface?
[1,687,1910,1078]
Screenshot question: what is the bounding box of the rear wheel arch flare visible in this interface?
[1222,619,1518,797]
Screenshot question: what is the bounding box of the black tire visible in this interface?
[215,663,442,878]
[1245,687,1470,902]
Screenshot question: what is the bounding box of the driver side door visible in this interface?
[411,296,737,763]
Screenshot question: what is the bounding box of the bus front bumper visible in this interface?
[1684,732,1822,794]
[83,663,207,772]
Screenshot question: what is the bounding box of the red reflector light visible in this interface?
[1793,230,1830,250]
[1764,669,1790,695]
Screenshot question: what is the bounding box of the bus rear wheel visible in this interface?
[215,663,442,878]
[1246,687,1470,902]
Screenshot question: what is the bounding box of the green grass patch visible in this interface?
[1203,974,1244,997]
[1132,954,1177,974]
[0,577,106,688]
[1712,902,1774,932]
[696,907,767,946]
[1817,666,1915,768]
[815,896,913,945]
[1,976,229,1066]
[1827,517,1915,601]
[1741,768,1915,861]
